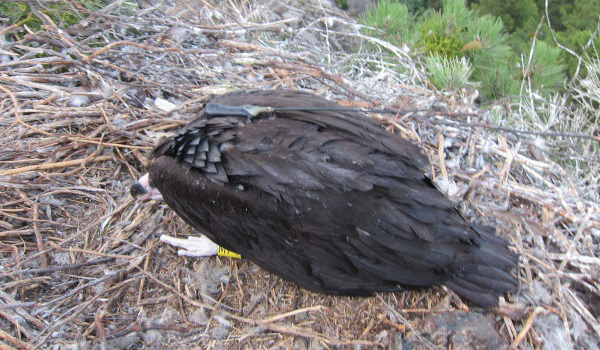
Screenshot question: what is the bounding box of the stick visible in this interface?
[512,307,544,348]
[32,203,48,269]
[0,328,32,349]
[0,156,112,176]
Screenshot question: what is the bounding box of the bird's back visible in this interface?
[149,90,517,307]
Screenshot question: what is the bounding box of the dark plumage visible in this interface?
[139,90,517,307]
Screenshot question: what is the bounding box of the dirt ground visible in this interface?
[0,1,598,349]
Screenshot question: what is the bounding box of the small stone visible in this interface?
[211,326,230,340]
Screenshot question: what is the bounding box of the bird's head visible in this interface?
[130,173,163,201]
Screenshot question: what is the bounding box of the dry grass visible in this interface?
[0,1,598,349]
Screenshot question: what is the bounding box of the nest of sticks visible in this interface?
[0,1,598,348]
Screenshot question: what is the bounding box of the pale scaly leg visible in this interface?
[160,234,219,257]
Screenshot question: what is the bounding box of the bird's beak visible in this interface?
[130,182,147,197]
[131,173,163,201]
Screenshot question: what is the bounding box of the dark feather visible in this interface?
[148,90,517,307]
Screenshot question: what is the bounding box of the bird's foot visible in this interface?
[160,234,219,257]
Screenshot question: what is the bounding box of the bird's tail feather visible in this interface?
[446,225,517,307]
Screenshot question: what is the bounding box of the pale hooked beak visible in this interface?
[130,173,163,201]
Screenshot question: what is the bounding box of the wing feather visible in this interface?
[148,90,516,306]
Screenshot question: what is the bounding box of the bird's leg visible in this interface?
[160,234,241,258]
[160,234,219,257]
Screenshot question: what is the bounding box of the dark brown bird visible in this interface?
[131,90,517,307]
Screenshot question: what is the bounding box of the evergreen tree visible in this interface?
[472,0,540,34]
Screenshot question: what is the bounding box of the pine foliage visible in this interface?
[359,0,569,99]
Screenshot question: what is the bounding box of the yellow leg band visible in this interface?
[217,246,242,259]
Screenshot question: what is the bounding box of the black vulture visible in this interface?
[131,89,517,307]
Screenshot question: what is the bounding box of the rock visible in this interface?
[534,313,573,350]
[408,311,508,349]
